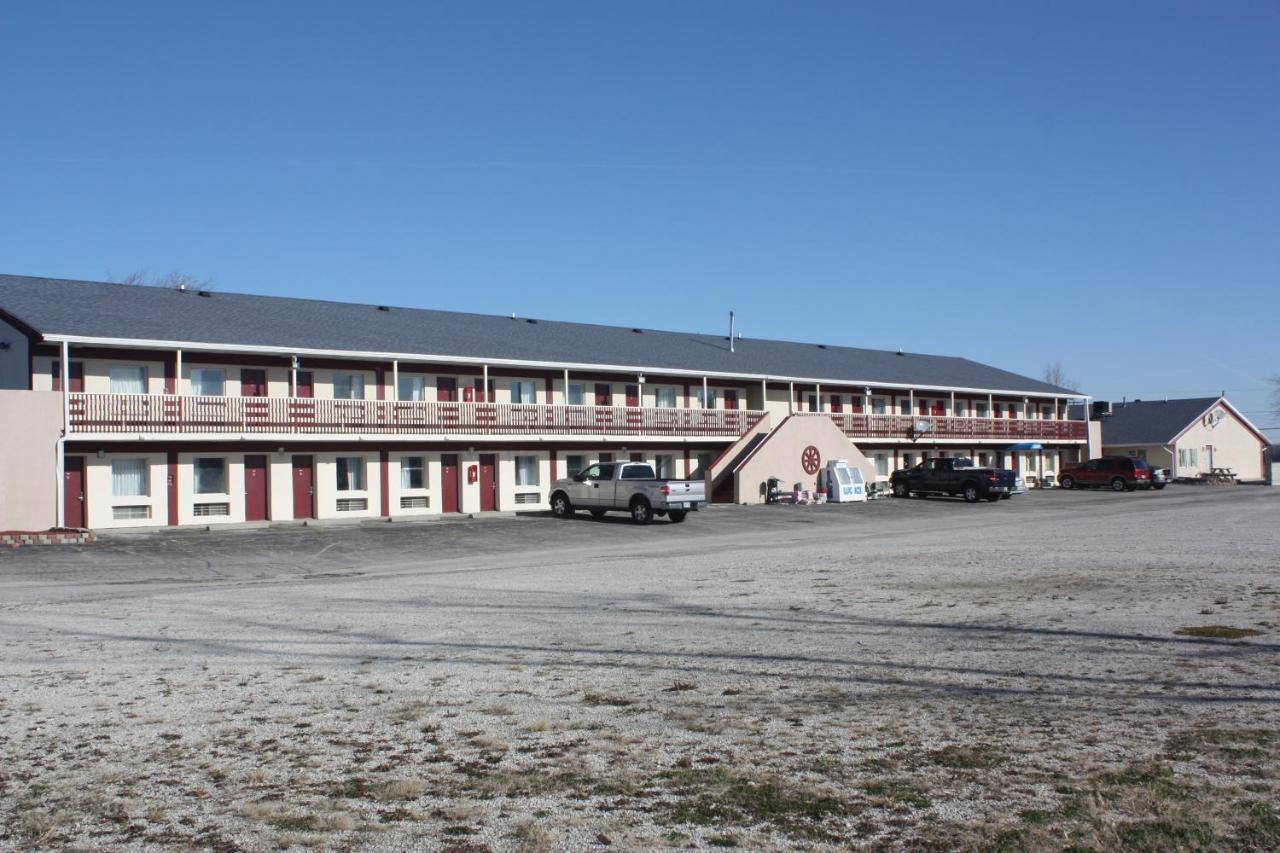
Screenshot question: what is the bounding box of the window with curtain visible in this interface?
[874,455,890,477]
[872,398,887,415]
[333,374,365,400]
[565,455,586,478]
[975,402,989,417]
[898,399,911,415]
[696,388,716,409]
[515,455,539,486]
[654,387,677,409]
[193,458,227,494]
[566,384,585,405]
[655,454,675,479]
[336,457,365,491]
[511,381,536,404]
[397,376,424,401]
[189,368,225,396]
[400,456,425,490]
[109,365,147,394]
[111,458,148,497]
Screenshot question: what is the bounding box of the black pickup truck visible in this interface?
[890,457,1017,503]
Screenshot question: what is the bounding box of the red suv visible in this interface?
[1058,457,1152,492]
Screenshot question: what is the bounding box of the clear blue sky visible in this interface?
[2,2,1277,434]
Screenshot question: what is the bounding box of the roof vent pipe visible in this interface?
[729,311,735,353]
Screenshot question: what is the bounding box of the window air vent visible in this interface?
[336,498,368,512]
[193,502,230,517]
[112,505,151,521]
[400,495,429,509]
[514,492,541,505]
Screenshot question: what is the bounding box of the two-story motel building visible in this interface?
[0,275,1089,530]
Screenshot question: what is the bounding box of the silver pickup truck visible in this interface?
[549,461,706,524]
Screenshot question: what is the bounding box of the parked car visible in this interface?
[1148,463,1170,490]
[1057,456,1152,492]
[549,461,706,524]
[889,457,1017,503]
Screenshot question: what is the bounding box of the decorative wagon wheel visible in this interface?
[801,445,821,475]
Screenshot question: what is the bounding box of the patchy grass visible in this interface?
[861,778,932,809]
[1174,625,1264,639]
[928,744,1005,770]
[659,766,859,840]
[582,692,635,707]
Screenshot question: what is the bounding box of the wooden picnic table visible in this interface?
[1206,467,1237,485]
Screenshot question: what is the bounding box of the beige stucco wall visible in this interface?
[1171,408,1266,481]
[0,390,62,530]
[733,414,875,504]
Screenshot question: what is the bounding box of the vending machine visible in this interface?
[824,459,867,503]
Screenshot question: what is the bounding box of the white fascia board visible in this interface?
[41,333,1079,400]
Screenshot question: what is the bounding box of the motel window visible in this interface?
[1041,405,1052,419]
[333,373,365,400]
[954,400,967,417]
[515,455,539,487]
[565,455,587,478]
[807,394,819,412]
[400,456,425,490]
[336,457,366,491]
[978,452,991,466]
[902,453,917,469]
[189,368,225,397]
[397,376,425,401]
[696,388,716,409]
[871,397,887,415]
[1189,448,1199,466]
[566,383,585,405]
[874,454,890,478]
[898,399,911,415]
[975,402,989,417]
[511,381,537,405]
[194,458,227,495]
[111,458,149,497]
[109,365,147,394]
[655,454,676,479]
[654,387,677,409]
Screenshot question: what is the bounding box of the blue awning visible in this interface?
[1006,442,1043,450]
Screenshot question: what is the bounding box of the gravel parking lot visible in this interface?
[2,487,1278,850]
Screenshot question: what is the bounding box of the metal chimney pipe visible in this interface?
[729,311,735,352]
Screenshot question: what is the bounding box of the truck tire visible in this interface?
[1110,477,1126,492]
[630,498,652,525]
[667,510,687,523]
[962,483,981,503]
[986,494,1001,502]
[892,481,908,498]
[550,492,573,518]
[1059,475,1075,490]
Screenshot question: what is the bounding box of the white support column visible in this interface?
[290,356,298,397]
[908,388,914,415]
[949,390,956,417]
[988,392,994,416]
[702,376,708,409]
[482,364,489,402]
[392,360,399,401]
[175,349,183,394]
[55,340,70,529]
[563,368,570,405]
[815,383,821,413]
[761,377,767,410]
[788,381,794,414]
[863,386,870,414]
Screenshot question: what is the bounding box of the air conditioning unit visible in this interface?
[1091,401,1113,418]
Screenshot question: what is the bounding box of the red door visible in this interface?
[723,390,739,410]
[594,384,612,405]
[241,369,267,396]
[625,385,639,407]
[437,378,457,402]
[244,455,268,521]
[479,454,497,512]
[295,371,314,397]
[64,456,85,527]
[441,454,460,513]
[291,455,314,519]
[828,394,840,413]
[53,361,85,392]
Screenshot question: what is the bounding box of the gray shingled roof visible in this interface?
[1096,398,1220,445]
[0,274,1076,394]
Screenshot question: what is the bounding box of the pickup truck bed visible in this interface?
[549,461,706,524]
